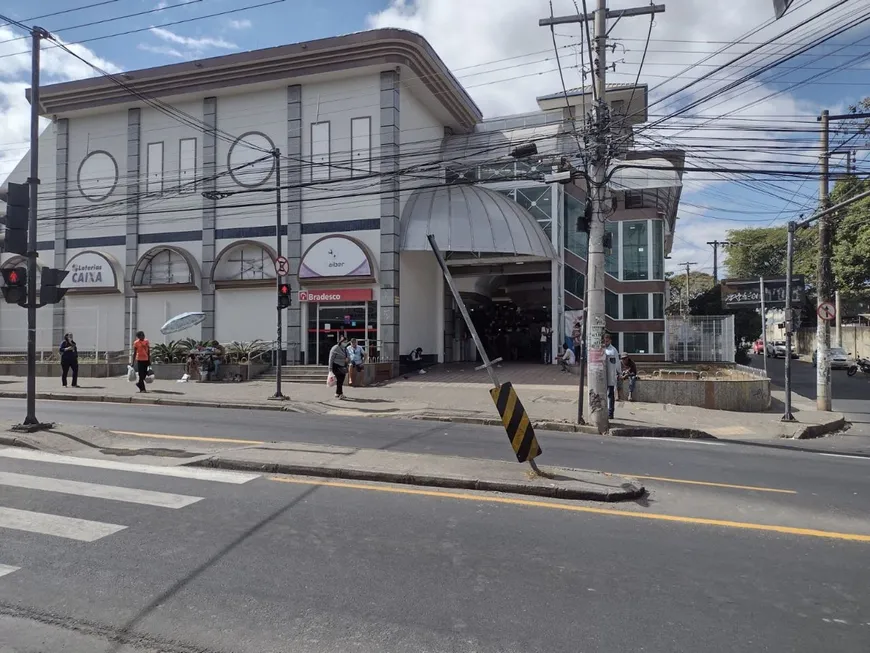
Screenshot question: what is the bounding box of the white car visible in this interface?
[766,341,796,358]
[813,347,854,370]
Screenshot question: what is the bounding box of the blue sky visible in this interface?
[0,0,868,276]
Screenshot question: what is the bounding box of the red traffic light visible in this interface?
[279,284,290,294]
[7,270,18,284]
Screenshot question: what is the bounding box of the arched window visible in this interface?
[132,247,198,289]
[212,240,276,287]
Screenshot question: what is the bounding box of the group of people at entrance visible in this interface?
[327,337,366,399]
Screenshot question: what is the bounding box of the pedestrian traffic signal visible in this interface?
[40,267,69,305]
[576,198,592,233]
[0,182,29,256]
[1,266,27,304]
[278,283,291,309]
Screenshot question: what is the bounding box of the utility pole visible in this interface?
[271,148,287,401]
[540,0,665,435]
[678,262,696,316]
[783,222,795,421]
[24,27,46,426]
[706,240,729,284]
[816,109,832,412]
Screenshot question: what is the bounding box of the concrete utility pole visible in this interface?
[706,240,729,284]
[816,110,832,412]
[678,262,697,316]
[540,0,665,435]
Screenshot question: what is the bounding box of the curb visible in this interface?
[412,414,717,439]
[188,456,646,503]
[0,391,303,413]
[791,416,848,440]
[0,434,38,449]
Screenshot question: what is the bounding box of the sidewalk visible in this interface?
[0,366,846,441]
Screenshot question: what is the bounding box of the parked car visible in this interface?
[812,347,854,369]
[753,339,764,354]
[766,341,797,358]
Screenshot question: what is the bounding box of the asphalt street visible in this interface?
[0,442,869,653]
[751,354,870,436]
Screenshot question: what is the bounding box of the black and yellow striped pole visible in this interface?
[427,235,542,473]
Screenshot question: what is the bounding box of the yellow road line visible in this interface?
[111,430,264,445]
[619,474,796,494]
[268,477,870,543]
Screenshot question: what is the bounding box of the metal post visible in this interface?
[760,276,768,378]
[835,290,842,348]
[782,222,795,421]
[428,234,542,473]
[24,27,43,425]
[272,149,286,400]
[577,241,590,424]
[817,110,832,412]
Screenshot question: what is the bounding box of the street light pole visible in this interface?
[816,110,832,412]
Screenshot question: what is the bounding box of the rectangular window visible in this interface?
[605,221,619,277]
[623,293,649,320]
[311,121,330,181]
[564,265,584,299]
[623,332,649,354]
[605,289,619,318]
[563,193,589,257]
[350,117,371,176]
[653,332,665,354]
[625,191,644,209]
[622,220,649,281]
[178,138,197,193]
[652,219,664,280]
[146,142,164,193]
[653,293,665,319]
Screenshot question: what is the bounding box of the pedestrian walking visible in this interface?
[603,333,620,419]
[59,332,79,388]
[328,336,349,399]
[131,331,151,393]
[347,338,365,386]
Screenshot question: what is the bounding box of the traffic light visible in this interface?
[40,267,69,305]
[1,267,27,304]
[0,182,29,256]
[278,283,291,309]
[576,198,591,233]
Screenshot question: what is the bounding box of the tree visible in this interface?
[665,270,714,315]
[831,176,870,298]
[723,226,817,286]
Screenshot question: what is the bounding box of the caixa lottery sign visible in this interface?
[720,276,805,309]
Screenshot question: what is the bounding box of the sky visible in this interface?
[0,0,868,277]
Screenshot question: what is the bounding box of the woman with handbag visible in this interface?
[328,336,350,400]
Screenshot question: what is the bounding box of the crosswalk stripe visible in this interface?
[0,472,203,509]
[0,449,259,484]
[0,564,19,578]
[0,507,126,542]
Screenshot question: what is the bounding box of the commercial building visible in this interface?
[0,29,682,366]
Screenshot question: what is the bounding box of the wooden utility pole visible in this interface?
[706,240,729,284]
[678,261,697,315]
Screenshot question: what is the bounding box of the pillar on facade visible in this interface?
[379,69,401,365]
[200,97,218,342]
[124,108,141,350]
[286,84,303,364]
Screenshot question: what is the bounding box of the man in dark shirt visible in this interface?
[620,353,637,401]
[59,332,79,388]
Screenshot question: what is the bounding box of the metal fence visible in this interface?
[665,315,736,363]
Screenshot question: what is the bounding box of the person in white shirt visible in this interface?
[603,333,620,418]
[540,324,552,364]
[558,345,576,372]
[346,338,365,387]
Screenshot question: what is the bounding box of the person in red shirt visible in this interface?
[131,331,151,393]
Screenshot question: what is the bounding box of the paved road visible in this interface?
[0,443,869,652]
[750,354,870,436]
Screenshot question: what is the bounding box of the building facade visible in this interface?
[0,29,682,365]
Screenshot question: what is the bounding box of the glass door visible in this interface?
[312,303,366,364]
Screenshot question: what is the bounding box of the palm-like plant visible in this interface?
[151,340,187,363]
[224,340,269,363]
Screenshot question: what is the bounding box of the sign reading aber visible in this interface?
[299,236,373,280]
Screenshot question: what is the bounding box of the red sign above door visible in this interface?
[298,288,373,302]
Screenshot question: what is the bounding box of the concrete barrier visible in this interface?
[632,377,771,412]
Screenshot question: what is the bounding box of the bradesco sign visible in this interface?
[298,288,373,303]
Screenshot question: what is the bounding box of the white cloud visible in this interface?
[228,19,252,30]
[149,27,236,51]
[137,43,186,59]
[366,0,852,274]
[0,27,122,181]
